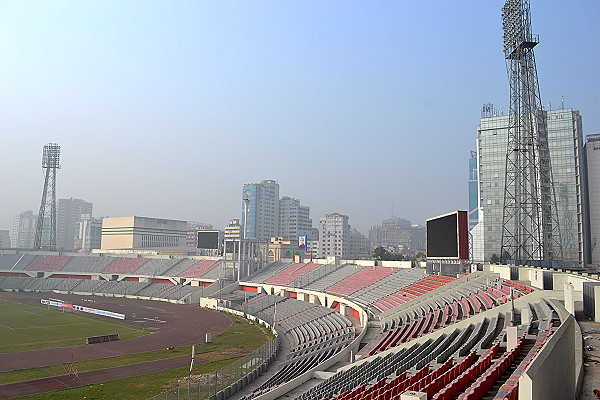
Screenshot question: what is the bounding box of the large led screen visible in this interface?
[426,213,458,258]
[197,231,219,249]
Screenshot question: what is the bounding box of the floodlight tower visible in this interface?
[34,143,61,250]
[500,0,562,265]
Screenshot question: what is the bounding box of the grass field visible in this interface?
[0,298,149,353]
[1,308,273,400]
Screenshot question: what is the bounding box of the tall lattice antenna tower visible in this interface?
[34,143,61,250]
[500,0,562,265]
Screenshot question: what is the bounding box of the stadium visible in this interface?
[0,249,593,400]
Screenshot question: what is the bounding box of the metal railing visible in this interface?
[147,337,278,400]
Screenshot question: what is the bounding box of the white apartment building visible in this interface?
[279,196,313,241]
[587,134,600,265]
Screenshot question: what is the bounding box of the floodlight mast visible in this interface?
[34,143,61,250]
[500,0,562,265]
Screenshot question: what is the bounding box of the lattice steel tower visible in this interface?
[34,143,61,250]
[500,0,562,265]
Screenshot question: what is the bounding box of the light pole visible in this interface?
[242,193,251,240]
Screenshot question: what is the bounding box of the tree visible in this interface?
[490,253,500,264]
[373,246,391,260]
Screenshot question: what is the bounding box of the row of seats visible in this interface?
[373,275,456,312]
[370,285,509,356]
[26,255,72,271]
[103,257,149,274]
[503,280,534,294]
[346,268,427,307]
[245,260,295,283]
[266,263,321,286]
[0,254,227,279]
[179,260,221,278]
[380,275,509,332]
[432,343,501,400]
[297,316,511,400]
[326,267,398,296]
[242,293,288,316]
[303,264,366,292]
[491,328,553,400]
[0,276,203,302]
[238,295,355,400]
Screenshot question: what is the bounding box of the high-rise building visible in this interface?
[11,210,37,249]
[279,196,313,241]
[349,227,369,259]
[319,213,350,259]
[241,180,280,241]
[224,219,242,239]
[0,230,10,248]
[586,134,600,265]
[56,198,93,251]
[368,217,426,255]
[74,217,103,251]
[473,108,589,265]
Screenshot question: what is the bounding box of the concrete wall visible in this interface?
[490,264,512,280]
[379,260,413,268]
[237,282,369,327]
[519,314,577,400]
[529,269,545,289]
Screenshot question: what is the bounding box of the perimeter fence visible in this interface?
[147,336,278,400]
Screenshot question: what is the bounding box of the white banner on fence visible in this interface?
[41,299,126,320]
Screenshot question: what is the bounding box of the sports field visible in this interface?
[0,293,272,400]
[0,297,148,353]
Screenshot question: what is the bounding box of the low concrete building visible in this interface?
[101,216,187,251]
[260,237,296,262]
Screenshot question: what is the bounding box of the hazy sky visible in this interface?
[1,1,599,234]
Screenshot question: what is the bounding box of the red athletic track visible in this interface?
[0,292,231,399]
[0,355,206,400]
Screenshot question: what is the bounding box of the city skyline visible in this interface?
[1,1,599,235]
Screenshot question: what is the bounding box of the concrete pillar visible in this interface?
[521,306,531,325]
[518,267,530,281]
[505,311,514,327]
[563,283,575,315]
[507,325,519,351]
[594,286,600,323]
[401,392,427,400]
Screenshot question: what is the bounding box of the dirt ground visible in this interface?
[577,303,600,399]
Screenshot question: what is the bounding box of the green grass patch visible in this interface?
[2,312,273,399]
[11,358,240,400]
[0,298,149,353]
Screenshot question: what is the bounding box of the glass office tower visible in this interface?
[473,108,589,265]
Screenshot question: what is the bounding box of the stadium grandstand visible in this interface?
[0,251,591,399]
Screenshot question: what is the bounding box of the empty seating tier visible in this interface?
[102,258,149,274]
[26,255,72,271]
[303,264,365,292]
[238,295,355,399]
[179,260,221,278]
[0,254,28,270]
[266,263,321,285]
[0,276,202,303]
[327,266,398,296]
[132,258,184,276]
[60,256,116,273]
[374,274,456,312]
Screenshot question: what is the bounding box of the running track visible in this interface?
[0,292,231,398]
